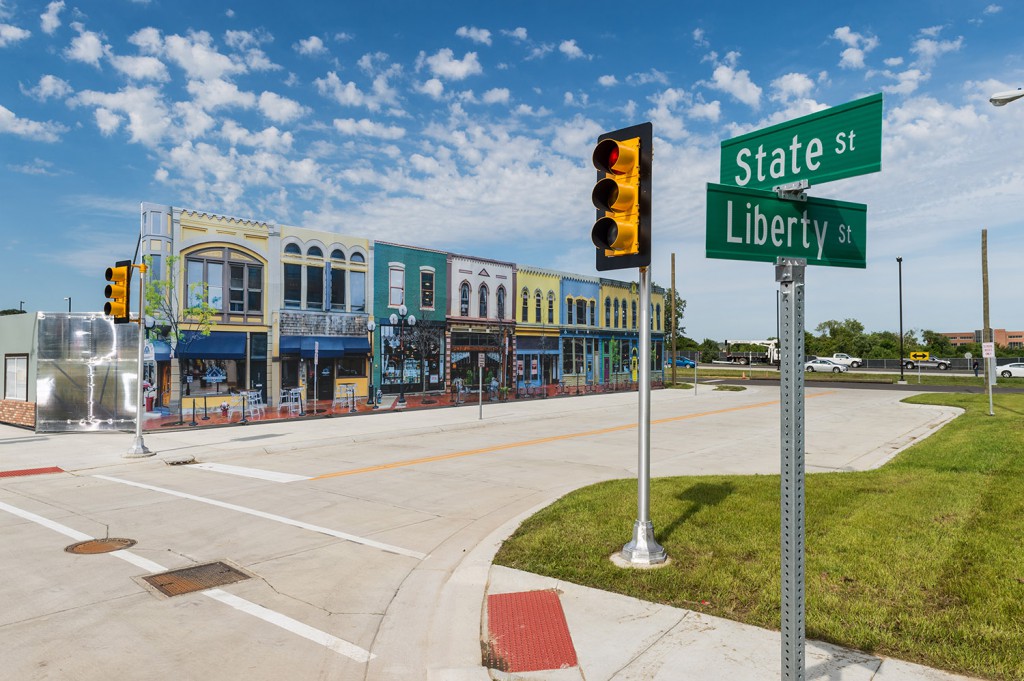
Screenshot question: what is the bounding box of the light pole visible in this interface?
[897,257,905,383]
[64,296,72,313]
[366,319,376,406]
[389,304,416,406]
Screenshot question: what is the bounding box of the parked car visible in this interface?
[672,357,696,368]
[999,363,1024,378]
[804,358,848,373]
[903,357,950,370]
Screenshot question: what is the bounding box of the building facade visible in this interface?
[446,253,516,389]
[513,265,561,388]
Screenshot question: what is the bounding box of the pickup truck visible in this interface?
[903,357,951,370]
[827,353,863,369]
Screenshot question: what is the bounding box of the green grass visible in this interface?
[494,393,1024,680]
[687,365,1024,388]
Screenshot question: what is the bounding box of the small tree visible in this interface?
[143,255,217,403]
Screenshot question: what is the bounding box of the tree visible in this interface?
[921,329,954,356]
[662,288,687,350]
[0,309,27,316]
[143,255,217,403]
[698,338,721,362]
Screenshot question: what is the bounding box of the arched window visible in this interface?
[621,299,627,328]
[460,282,471,316]
[547,291,554,324]
[330,249,345,260]
[576,299,587,326]
[284,243,301,255]
[307,246,323,258]
[605,297,612,327]
[479,284,489,318]
[535,289,542,323]
[613,299,619,328]
[350,252,365,263]
[656,304,661,330]
[631,301,637,329]
[521,287,529,321]
[565,297,574,325]
[589,300,596,326]
[186,247,263,315]
[496,286,506,320]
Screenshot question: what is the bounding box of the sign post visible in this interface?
[709,93,882,681]
[478,352,485,420]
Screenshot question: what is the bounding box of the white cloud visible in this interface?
[94,107,123,136]
[416,78,444,99]
[129,27,162,54]
[482,87,509,105]
[224,29,280,72]
[456,26,491,46]
[0,22,30,47]
[258,91,306,123]
[332,117,405,139]
[559,39,588,60]
[832,26,879,70]
[334,31,354,42]
[884,57,904,67]
[110,54,170,81]
[646,88,689,140]
[0,105,67,142]
[220,120,293,151]
[881,68,927,95]
[71,85,171,146]
[186,77,257,110]
[984,4,1002,13]
[693,28,709,48]
[7,158,60,175]
[64,22,106,66]
[419,48,482,80]
[627,69,669,86]
[316,71,397,111]
[40,1,63,35]
[689,100,720,122]
[164,31,246,80]
[707,64,762,108]
[502,27,527,41]
[598,74,617,87]
[295,35,326,56]
[911,35,963,67]
[770,72,814,102]
[526,44,553,60]
[21,74,72,101]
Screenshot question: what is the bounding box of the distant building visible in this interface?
[940,329,1024,348]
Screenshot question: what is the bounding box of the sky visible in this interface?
[1,0,1022,343]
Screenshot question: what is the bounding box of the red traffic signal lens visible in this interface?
[593,139,625,175]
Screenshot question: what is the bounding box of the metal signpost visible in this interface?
[709,93,882,681]
[478,352,485,420]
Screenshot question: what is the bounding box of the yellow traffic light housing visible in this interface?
[591,123,652,271]
[104,260,132,324]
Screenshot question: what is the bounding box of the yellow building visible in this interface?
[514,265,561,387]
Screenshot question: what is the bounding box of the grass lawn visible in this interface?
[493,392,1024,680]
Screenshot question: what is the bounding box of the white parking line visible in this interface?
[93,474,427,560]
[0,499,375,662]
[187,462,312,483]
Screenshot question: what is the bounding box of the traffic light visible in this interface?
[591,122,652,271]
[104,259,132,324]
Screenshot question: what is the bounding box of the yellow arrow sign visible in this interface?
[909,351,930,361]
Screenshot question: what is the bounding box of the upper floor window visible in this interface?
[350,252,365,263]
[307,263,323,309]
[496,286,506,320]
[535,290,542,323]
[421,269,435,309]
[575,299,587,326]
[460,282,471,316]
[613,299,619,328]
[656,304,662,331]
[307,246,323,258]
[589,300,596,327]
[187,247,262,314]
[330,249,345,260]
[284,243,301,255]
[605,297,612,327]
[389,265,405,307]
[631,301,637,329]
[521,287,529,321]
[621,299,627,328]
[479,284,489,318]
[547,291,554,324]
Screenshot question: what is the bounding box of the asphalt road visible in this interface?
[0,385,961,680]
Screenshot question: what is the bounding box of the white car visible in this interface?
[999,362,1024,378]
[804,358,848,373]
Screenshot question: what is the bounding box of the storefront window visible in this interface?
[184,358,246,396]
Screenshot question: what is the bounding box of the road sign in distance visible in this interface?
[720,93,882,191]
[705,183,866,268]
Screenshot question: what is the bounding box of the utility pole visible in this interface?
[982,230,994,416]
[669,253,676,386]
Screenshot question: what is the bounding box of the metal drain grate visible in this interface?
[142,561,251,597]
[65,538,136,554]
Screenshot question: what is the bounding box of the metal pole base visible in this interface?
[620,520,667,565]
[125,436,153,458]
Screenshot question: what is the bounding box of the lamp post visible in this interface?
[64,296,72,313]
[389,304,416,406]
[366,319,376,406]
[897,257,905,383]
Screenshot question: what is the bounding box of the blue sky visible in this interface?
[2,0,1022,342]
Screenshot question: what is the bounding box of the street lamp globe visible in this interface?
[989,88,1024,106]
[407,315,416,327]
[389,313,398,325]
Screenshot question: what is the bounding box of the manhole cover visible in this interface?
[65,538,137,554]
[142,561,251,597]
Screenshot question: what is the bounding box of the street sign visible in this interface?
[478,353,485,368]
[909,351,929,361]
[705,183,866,268]
[720,93,882,191]
[982,342,995,358]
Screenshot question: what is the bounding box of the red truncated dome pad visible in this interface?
[485,590,578,673]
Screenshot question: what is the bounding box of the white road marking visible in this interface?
[92,474,427,560]
[187,462,312,483]
[0,499,375,662]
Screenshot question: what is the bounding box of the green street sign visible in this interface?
[720,93,882,191]
[705,183,867,268]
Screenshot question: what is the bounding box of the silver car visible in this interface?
[804,358,848,373]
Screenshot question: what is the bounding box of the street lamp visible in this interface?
[366,319,376,406]
[389,304,416,406]
[897,257,905,383]
[989,88,1024,106]
[64,296,72,313]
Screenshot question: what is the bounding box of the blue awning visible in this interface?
[177,331,247,360]
[145,340,172,361]
[279,335,368,359]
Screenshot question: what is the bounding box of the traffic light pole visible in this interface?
[621,265,667,566]
[126,262,153,458]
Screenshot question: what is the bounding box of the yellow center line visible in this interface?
[311,390,837,481]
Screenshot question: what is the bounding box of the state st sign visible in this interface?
[720,93,882,190]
